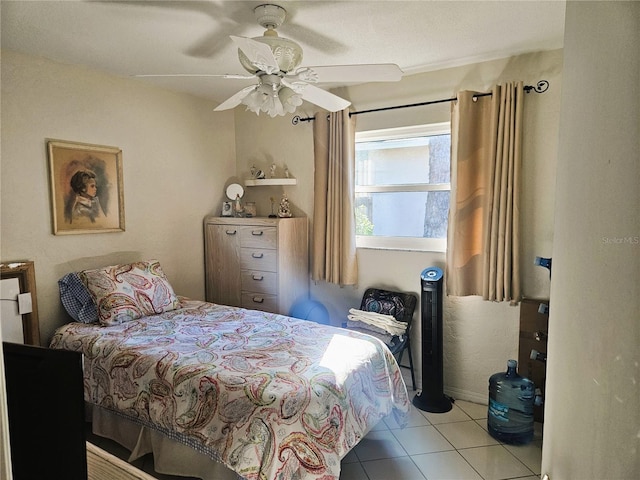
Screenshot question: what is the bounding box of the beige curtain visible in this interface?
[446,82,524,303]
[312,109,358,285]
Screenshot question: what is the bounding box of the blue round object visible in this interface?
[289,300,330,325]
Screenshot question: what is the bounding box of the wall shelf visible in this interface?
[245,178,297,187]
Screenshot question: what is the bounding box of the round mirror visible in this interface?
[225,183,244,200]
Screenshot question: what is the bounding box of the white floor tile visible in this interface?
[421,404,472,424]
[341,448,360,464]
[412,450,483,480]
[391,425,455,455]
[459,445,533,480]
[503,441,543,475]
[353,429,408,461]
[369,418,390,431]
[435,420,501,449]
[385,403,431,429]
[455,400,488,420]
[475,418,490,432]
[361,456,427,480]
[339,461,369,480]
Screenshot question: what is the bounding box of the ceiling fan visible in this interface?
[138,4,403,117]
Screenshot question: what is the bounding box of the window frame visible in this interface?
[354,122,451,252]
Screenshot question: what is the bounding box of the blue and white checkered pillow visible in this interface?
[58,272,98,323]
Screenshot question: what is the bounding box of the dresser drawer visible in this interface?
[241,270,277,295]
[240,248,277,271]
[241,293,278,313]
[239,226,277,249]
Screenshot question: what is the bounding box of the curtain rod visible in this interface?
[291,80,549,125]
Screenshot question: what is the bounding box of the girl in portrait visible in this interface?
[66,170,105,223]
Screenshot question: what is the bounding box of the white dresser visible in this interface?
[204,216,309,314]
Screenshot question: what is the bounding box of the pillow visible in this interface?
[58,272,98,323]
[78,259,180,326]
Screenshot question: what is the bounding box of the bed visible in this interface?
[50,260,410,480]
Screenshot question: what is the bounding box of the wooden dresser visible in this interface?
[518,297,549,423]
[204,216,309,315]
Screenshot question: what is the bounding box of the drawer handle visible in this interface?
[252,297,264,304]
[251,230,264,236]
[534,331,548,342]
[252,253,264,258]
[252,274,264,281]
[225,230,237,235]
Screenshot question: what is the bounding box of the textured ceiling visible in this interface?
[1,1,566,107]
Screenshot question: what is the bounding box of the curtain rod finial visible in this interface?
[524,80,549,94]
[292,115,314,125]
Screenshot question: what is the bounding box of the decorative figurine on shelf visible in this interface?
[278,193,292,218]
[234,194,244,217]
[254,169,265,179]
[250,165,256,178]
[244,202,257,217]
[269,197,277,218]
[270,163,277,178]
[284,166,290,178]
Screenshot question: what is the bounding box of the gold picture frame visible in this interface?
[47,139,125,235]
[0,260,40,346]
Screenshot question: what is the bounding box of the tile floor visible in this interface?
[87,368,543,480]
[339,398,542,480]
[87,397,543,480]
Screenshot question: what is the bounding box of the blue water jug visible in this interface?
[487,359,535,444]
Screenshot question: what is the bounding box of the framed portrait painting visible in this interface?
[47,139,125,235]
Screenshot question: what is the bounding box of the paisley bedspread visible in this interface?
[50,298,409,480]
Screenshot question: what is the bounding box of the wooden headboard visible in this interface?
[0,261,40,346]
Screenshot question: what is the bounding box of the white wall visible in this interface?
[234,49,563,401]
[542,2,639,478]
[0,50,237,344]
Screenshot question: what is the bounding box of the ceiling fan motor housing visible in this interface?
[254,4,286,29]
[238,4,303,74]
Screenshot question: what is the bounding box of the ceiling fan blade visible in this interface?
[306,64,403,83]
[298,84,351,112]
[133,74,254,80]
[214,85,256,112]
[230,35,279,74]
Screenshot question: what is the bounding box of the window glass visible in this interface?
[356,135,451,186]
[355,191,450,238]
[355,123,451,251]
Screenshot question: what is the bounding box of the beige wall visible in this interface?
[234,49,563,401]
[0,50,236,344]
[543,2,639,478]
[1,47,564,404]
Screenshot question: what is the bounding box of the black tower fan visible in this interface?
[413,267,453,413]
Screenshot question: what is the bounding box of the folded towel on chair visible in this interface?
[346,322,395,346]
[347,308,407,336]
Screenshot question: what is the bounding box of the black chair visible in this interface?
[347,288,417,390]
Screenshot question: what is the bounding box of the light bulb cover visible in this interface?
[279,86,303,113]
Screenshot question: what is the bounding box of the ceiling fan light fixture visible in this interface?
[279,86,303,114]
[262,95,284,118]
[240,76,300,117]
[240,87,264,114]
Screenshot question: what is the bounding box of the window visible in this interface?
[355,122,451,251]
